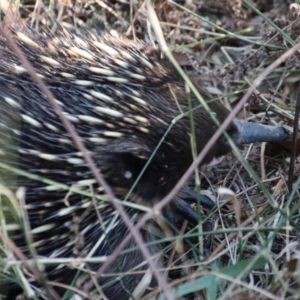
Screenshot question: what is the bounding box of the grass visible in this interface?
[0,0,300,299]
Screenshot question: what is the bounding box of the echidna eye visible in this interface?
[124,171,132,179]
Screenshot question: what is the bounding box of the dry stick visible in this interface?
[165,220,189,278]
[0,0,25,31]
[260,142,266,180]
[288,86,300,190]
[87,35,300,293]
[0,28,173,300]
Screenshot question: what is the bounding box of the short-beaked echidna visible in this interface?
[0,28,290,299]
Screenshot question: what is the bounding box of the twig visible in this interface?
[288,86,300,190]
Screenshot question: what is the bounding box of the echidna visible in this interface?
[0,27,289,300]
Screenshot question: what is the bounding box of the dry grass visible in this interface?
[1,0,300,299]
